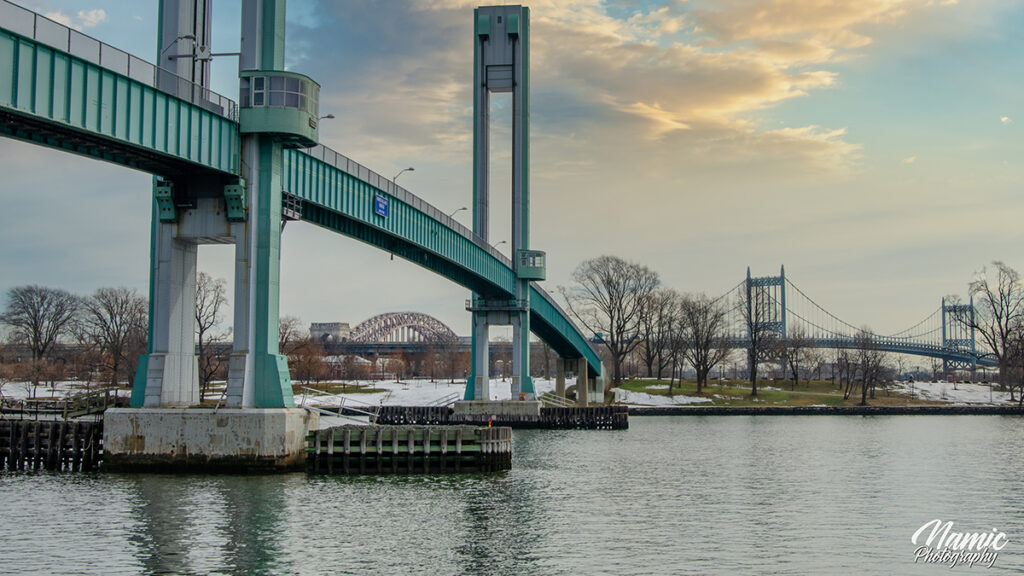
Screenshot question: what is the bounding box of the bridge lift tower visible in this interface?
[464,5,546,403]
[109,0,320,470]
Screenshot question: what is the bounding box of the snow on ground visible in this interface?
[1,378,561,406]
[612,388,711,406]
[892,380,1014,405]
[293,377,559,408]
[9,378,1014,408]
[0,380,130,401]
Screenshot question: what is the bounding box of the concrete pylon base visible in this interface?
[103,408,317,472]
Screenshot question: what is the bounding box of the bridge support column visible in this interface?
[511,306,534,400]
[555,358,565,398]
[225,134,293,408]
[466,312,491,401]
[577,358,589,407]
[134,214,200,408]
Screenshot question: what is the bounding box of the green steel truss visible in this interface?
[284,146,602,377]
[0,28,239,178]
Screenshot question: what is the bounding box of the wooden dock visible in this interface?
[0,418,516,475]
[307,425,512,474]
[0,420,102,471]
[375,405,629,430]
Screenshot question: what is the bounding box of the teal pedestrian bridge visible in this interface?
[0,1,602,413]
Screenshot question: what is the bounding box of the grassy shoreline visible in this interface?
[617,378,955,407]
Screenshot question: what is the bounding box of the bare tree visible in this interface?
[79,287,147,387]
[678,293,730,394]
[1,285,79,363]
[195,273,229,400]
[780,327,812,391]
[894,354,909,383]
[289,337,329,386]
[561,255,660,385]
[806,348,824,385]
[950,262,1024,395]
[438,335,466,383]
[279,315,303,356]
[852,329,890,405]
[1,285,79,389]
[0,342,12,406]
[663,310,689,395]
[637,288,677,379]
[839,348,856,400]
[1001,321,1024,406]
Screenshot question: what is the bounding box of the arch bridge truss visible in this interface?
[349,312,459,344]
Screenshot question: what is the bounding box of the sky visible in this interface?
[1,0,1022,340]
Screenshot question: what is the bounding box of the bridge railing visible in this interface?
[301,144,512,268]
[298,143,599,362]
[0,0,238,121]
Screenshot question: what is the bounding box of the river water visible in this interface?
[1,415,1023,575]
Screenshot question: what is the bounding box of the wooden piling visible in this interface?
[307,425,512,475]
[0,419,103,472]
[375,405,628,430]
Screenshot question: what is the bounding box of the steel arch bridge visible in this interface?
[349,312,459,344]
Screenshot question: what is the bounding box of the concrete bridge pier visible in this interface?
[577,358,589,407]
[110,0,315,471]
[136,220,199,408]
[555,358,566,398]
[468,311,491,401]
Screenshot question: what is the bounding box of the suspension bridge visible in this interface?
[723,267,991,370]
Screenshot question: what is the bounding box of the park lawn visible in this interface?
[620,378,946,407]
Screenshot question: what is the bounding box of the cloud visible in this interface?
[903,155,917,163]
[43,9,107,30]
[1001,116,1013,124]
[690,0,926,45]
[303,0,965,182]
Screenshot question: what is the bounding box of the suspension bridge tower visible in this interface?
[746,266,788,339]
[941,297,977,375]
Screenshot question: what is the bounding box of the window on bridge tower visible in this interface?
[244,74,318,117]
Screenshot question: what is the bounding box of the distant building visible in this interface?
[310,322,351,343]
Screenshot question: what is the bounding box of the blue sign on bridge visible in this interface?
[374,193,389,218]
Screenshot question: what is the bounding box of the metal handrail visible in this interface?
[428,392,461,407]
[338,397,381,425]
[539,391,575,408]
[1,0,238,121]
[297,143,597,359]
[300,143,512,268]
[212,386,228,412]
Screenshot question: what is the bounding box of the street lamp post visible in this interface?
[447,206,468,218]
[392,167,415,182]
